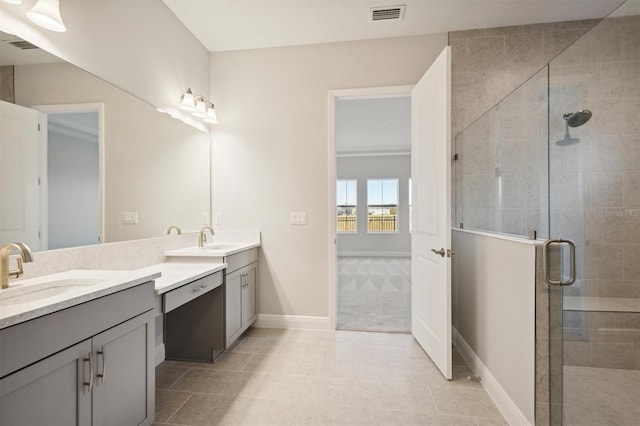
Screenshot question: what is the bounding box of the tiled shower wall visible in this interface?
[0,65,14,103]
[453,68,549,237]
[450,19,599,137]
[449,19,601,238]
[549,15,640,369]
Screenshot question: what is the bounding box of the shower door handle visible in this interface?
[542,239,576,286]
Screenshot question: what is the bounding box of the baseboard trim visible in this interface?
[453,328,532,426]
[337,251,411,257]
[155,343,165,366]
[254,314,330,330]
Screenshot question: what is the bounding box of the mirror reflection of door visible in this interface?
[0,100,42,251]
[44,110,100,250]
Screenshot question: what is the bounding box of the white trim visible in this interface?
[453,328,532,426]
[328,86,414,331]
[155,343,165,366]
[338,251,411,257]
[254,314,330,330]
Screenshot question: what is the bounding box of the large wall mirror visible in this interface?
[0,31,211,252]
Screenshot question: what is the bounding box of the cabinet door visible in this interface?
[243,262,258,326]
[91,311,154,426]
[0,339,92,426]
[226,268,243,346]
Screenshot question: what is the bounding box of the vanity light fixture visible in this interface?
[179,88,218,124]
[27,0,67,33]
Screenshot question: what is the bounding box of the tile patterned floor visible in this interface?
[337,256,411,333]
[154,328,506,426]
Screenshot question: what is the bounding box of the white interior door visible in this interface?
[0,100,43,250]
[411,46,452,379]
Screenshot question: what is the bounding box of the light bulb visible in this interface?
[192,99,207,118]
[179,89,195,111]
[204,106,218,124]
[27,0,67,32]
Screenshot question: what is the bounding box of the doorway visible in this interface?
[33,103,104,250]
[329,87,413,333]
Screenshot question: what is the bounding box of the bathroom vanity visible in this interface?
[0,270,159,426]
[164,239,260,349]
[143,261,228,363]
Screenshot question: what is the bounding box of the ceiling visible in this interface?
[161,0,623,52]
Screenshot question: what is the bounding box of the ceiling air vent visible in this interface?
[8,40,39,50]
[370,5,405,21]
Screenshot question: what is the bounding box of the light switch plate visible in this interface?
[290,212,307,225]
[214,212,223,225]
[202,212,210,225]
[122,212,138,224]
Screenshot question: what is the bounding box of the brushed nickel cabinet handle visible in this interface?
[84,352,94,392]
[97,348,106,384]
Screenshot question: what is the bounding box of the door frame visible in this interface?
[327,85,413,330]
[31,103,105,247]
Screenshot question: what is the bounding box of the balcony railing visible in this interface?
[368,215,397,232]
[337,215,398,232]
[337,215,356,232]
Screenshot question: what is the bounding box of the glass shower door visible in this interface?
[548,1,640,424]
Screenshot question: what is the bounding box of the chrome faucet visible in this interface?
[198,226,215,247]
[165,225,182,235]
[0,242,34,289]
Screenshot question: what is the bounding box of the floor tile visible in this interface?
[155,328,507,426]
[156,365,190,389]
[430,386,504,418]
[155,389,192,423]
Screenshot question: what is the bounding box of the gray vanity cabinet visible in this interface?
[225,248,258,347]
[0,282,155,426]
[0,340,92,426]
[91,311,154,426]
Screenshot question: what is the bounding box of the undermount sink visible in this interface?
[201,244,238,250]
[0,278,105,306]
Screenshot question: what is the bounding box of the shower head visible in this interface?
[563,110,592,127]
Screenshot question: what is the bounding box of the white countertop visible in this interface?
[135,261,227,295]
[0,269,160,329]
[164,241,260,258]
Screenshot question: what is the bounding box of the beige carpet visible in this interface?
[336,256,411,332]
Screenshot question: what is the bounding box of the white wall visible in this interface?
[452,229,536,425]
[210,34,447,318]
[337,155,411,255]
[0,1,209,113]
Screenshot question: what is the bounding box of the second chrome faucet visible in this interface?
[198,226,215,247]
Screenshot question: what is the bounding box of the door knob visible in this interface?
[431,248,446,257]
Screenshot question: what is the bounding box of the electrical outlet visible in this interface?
[201,212,209,225]
[290,212,307,225]
[214,212,223,225]
[122,212,138,224]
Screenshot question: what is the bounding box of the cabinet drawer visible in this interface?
[226,248,258,274]
[163,271,222,313]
